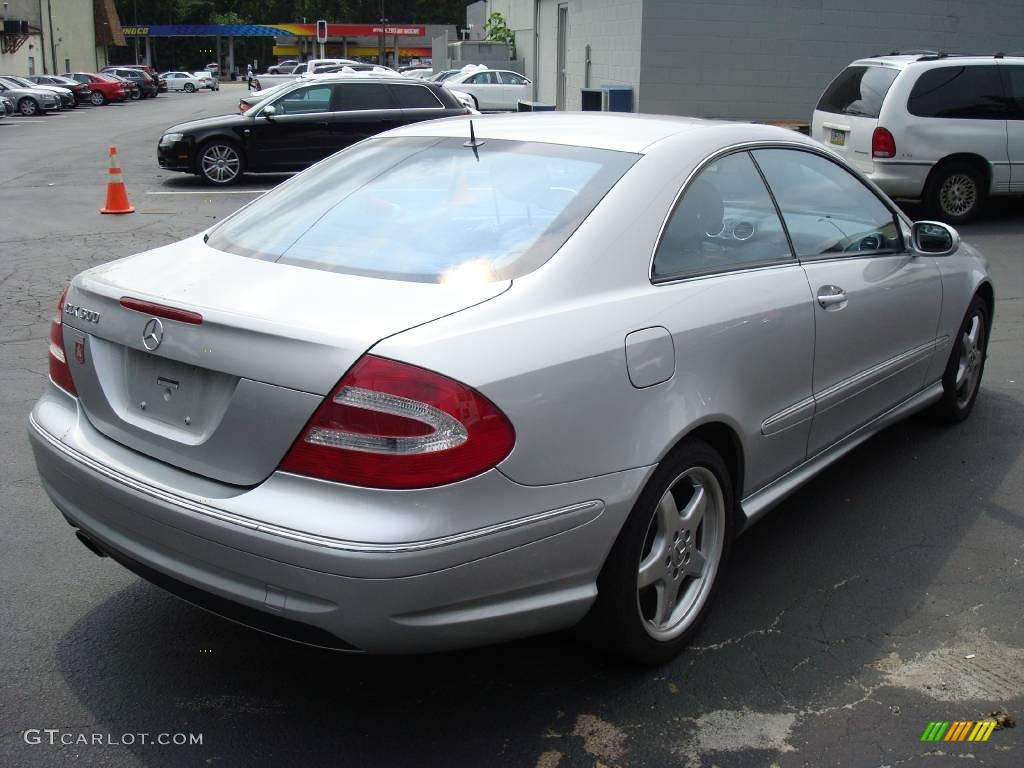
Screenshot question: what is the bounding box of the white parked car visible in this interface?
[192,71,219,91]
[443,67,531,111]
[160,72,205,93]
[812,52,1024,223]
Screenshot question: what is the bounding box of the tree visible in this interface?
[483,11,514,58]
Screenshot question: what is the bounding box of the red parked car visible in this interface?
[64,72,126,105]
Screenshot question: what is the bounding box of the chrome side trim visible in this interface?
[29,414,604,554]
[815,337,947,414]
[740,381,944,527]
[761,395,816,436]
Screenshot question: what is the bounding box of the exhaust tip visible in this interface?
[75,530,108,558]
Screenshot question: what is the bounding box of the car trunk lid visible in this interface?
[60,235,509,485]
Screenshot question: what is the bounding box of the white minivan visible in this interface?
[812,53,1024,222]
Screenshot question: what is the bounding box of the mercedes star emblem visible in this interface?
[142,317,164,351]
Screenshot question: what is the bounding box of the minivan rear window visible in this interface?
[206,137,637,283]
[816,65,899,118]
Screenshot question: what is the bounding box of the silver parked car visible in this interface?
[0,77,60,114]
[29,114,993,663]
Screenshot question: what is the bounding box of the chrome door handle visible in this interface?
[817,285,847,309]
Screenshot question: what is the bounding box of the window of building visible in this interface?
[27,57,35,76]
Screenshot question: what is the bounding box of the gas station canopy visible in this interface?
[121,24,426,38]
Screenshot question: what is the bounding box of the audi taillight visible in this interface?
[48,287,77,396]
[872,127,896,159]
[279,355,515,489]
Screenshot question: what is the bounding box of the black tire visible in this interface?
[933,295,989,424]
[129,87,141,101]
[18,97,39,116]
[589,438,735,665]
[471,94,480,111]
[925,160,987,224]
[90,91,106,106]
[197,139,244,186]
[184,83,196,93]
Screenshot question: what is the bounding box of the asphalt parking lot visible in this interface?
[1,85,1022,768]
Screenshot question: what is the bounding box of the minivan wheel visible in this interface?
[198,140,244,185]
[934,295,989,423]
[18,97,39,116]
[590,439,733,665]
[926,161,986,224]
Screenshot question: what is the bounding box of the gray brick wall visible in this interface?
[640,0,1024,121]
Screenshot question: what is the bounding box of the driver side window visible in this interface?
[752,149,902,258]
[653,151,793,279]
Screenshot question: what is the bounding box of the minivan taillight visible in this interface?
[48,286,77,396]
[280,355,515,489]
[872,127,896,159]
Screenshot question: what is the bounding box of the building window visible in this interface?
[28,57,35,75]
[65,58,71,73]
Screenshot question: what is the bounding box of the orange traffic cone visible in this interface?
[100,146,135,214]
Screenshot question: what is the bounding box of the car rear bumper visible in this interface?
[864,161,932,200]
[29,382,647,653]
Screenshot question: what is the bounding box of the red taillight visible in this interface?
[48,287,77,396]
[872,127,896,159]
[279,355,515,489]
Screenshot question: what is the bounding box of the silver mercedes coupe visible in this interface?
[29,113,993,663]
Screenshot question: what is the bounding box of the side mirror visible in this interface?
[911,220,959,256]
[262,104,276,119]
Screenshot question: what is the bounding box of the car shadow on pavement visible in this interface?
[156,173,293,191]
[55,389,1023,768]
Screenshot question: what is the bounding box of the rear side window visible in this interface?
[207,137,637,283]
[653,152,792,279]
[331,83,396,111]
[1000,65,1024,119]
[392,85,444,109]
[816,66,899,118]
[907,65,1007,119]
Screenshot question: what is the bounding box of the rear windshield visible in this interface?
[816,65,899,118]
[206,136,637,283]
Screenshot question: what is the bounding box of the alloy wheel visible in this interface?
[939,173,977,218]
[200,144,241,184]
[19,98,38,116]
[955,310,986,408]
[636,466,725,641]
[90,91,104,106]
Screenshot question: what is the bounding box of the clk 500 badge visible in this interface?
[64,303,101,323]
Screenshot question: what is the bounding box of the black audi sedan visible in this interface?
[157,77,470,184]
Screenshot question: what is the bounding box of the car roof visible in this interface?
[852,53,1024,69]
[384,112,813,154]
